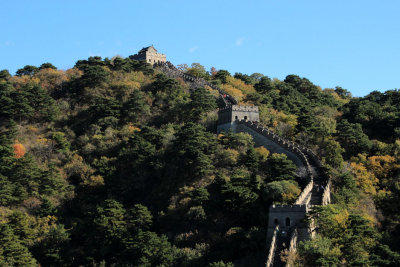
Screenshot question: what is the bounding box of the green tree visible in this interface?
[15,65,38,76]
[79,65,110,88]
[263,180,300,204]
[265,153,296,181]
[298,235,341,267]
[124,230,176,267]
[126,204,153,232]
[208,261,234,267]
[336,119,371,158]
[214,70,231,84]
[0,224,37,266]
[254,76,275,93]
[0,70,11,80]
[31,224,70,266]
[173,123,216,178]
[122,90,150,123]
[39,63,57,70]
[187,87,217,121]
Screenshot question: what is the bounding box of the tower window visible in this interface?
[286,217,290,227]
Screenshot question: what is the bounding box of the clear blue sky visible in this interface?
[1,0,399,96]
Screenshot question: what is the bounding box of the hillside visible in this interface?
[0,57,399,266]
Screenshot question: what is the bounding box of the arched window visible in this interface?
[274,218,279,225]
[235,116,238,120]
[244,116,248,120]
[285,217,290,227]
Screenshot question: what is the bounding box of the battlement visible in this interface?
[269,204,309,213]
[219,105,258,112]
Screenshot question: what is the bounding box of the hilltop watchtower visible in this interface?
[131,45,166,65]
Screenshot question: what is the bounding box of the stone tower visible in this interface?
[217,105,259,132]
[130,45,166,65]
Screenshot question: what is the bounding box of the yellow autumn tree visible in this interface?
[367,155,400,181]
[350,162,378,194]
[255,146,270,161]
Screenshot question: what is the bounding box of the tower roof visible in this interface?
[138,45,157,53]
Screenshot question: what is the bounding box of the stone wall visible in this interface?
[265,225,279,267]
[294,180,314,205]
[322,178,332,205]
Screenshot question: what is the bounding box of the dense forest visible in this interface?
[0,56,399,266]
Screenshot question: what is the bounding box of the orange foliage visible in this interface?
[13,143,26,158]
[35,68,69,92]
[9,75,40,89]
[128,125,141,133]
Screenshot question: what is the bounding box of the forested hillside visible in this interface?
[0,57,399,266]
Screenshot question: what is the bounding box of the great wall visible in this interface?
[152,58,331,267]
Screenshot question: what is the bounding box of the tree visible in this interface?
[91,199,127,260]
[221,168,259,212]
[126,204,153,232]
[39,63,57,70]
[173,123,216,178]
[186,63,209,79]
[334,86,352,99]
[214,70,231,84]
[13,143,26,159]
[234,73,254,85]
[265,153,296,181]
[122,90,150,123]
[297,235,341,266]
[0,224,37,266]
[242,147,259,170]
[15,65,38,76]
[208,261,234,267]
[125,230,176,266]
[31,224,70,266]
[189,187,210,206]
[79,65,110,88]
[187,87,217,121]
[263,180,300,204]
[255,76,274,93]
[0,69,11,80]
[336,119,371,158]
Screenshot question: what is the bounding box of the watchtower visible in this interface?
[218,105,259,124]
[217,105,259,133]
[131,45,166,65]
